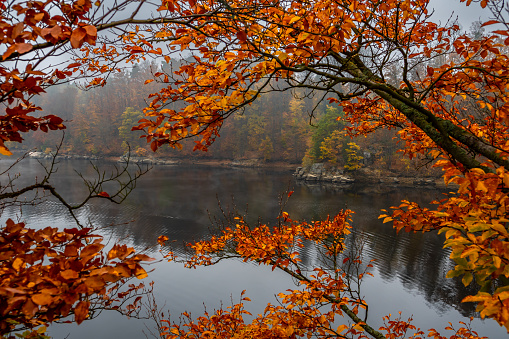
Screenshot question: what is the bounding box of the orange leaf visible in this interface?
[134,264,148,279]
[70,27,87,48]
[32,293,53,306]
[74,300,90,324]
[80,243,105,258]
[481,20,499,27]
[98,191,109,197]
[84,25,97,37]
[158,235,169,245]
[16,43,33,54]
[61,269,79,280]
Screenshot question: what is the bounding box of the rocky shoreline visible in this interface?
[294,163,443,188]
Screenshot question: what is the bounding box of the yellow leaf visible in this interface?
[491,222,508,237]
[278,52,288,61]
[285,326,295,336]
[352,322,365,331]
[502,173,509,188]
[12,257,23,271]
[0,145,12,156]
[461,247,479,259]
[462,273,473,286]
[337,324,348,333]
[494,256,502,269]
[476,180,488,193]
[134,265,148,279]
[289,16,301,24]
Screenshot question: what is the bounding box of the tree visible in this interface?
[0,0,173,335]
[123,0,509,335]
[119,107,146,152]
[0,0,200,155]
[344,142,363,171]
[306,105,345,164]
[2,0,509,337]
[319,129,347,165]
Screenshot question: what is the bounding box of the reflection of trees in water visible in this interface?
[1,160,482,319]
[292,182,481,318]
[295,226,480,319]
[352,217,480,318]
[88,166,294,253]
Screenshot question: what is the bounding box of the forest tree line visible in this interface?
[14,60,437,175]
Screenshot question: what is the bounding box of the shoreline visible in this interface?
[22,151,451,189]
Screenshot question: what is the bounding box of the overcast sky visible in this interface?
[430,0,493,29]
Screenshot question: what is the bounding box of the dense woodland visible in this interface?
[16,59,442,176]
[17,18,487,176]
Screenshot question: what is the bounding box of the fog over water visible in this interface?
[0,159,505,338]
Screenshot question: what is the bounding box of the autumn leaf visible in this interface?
[158,235,169,245]
[74,300,90,324]
[134,265,148,279]
[60,269,79,280]
[70,27,87,48]
[32,293,53,306]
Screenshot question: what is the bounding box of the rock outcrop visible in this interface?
[294,163,440,188]
[294,163,355,184]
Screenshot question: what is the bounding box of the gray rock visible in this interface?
[28,151,44,159]
[309,163,324,175]
[305,174,320,181]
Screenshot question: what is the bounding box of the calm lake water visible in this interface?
[1,159,506,338]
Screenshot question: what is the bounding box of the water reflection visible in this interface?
[0,159,504,338]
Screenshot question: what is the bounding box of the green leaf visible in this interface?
[462,272,473,286]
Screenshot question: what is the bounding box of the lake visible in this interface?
[0,158,505,338]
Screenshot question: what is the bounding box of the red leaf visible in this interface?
[481,20,499,27]
[67,62,82,69]
[426,66,434,76]
[98,191,109,197]
[236,31,247,42]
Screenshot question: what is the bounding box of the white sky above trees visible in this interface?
[430,0,492,29]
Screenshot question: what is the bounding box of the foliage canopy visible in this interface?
[1,0,509,337]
